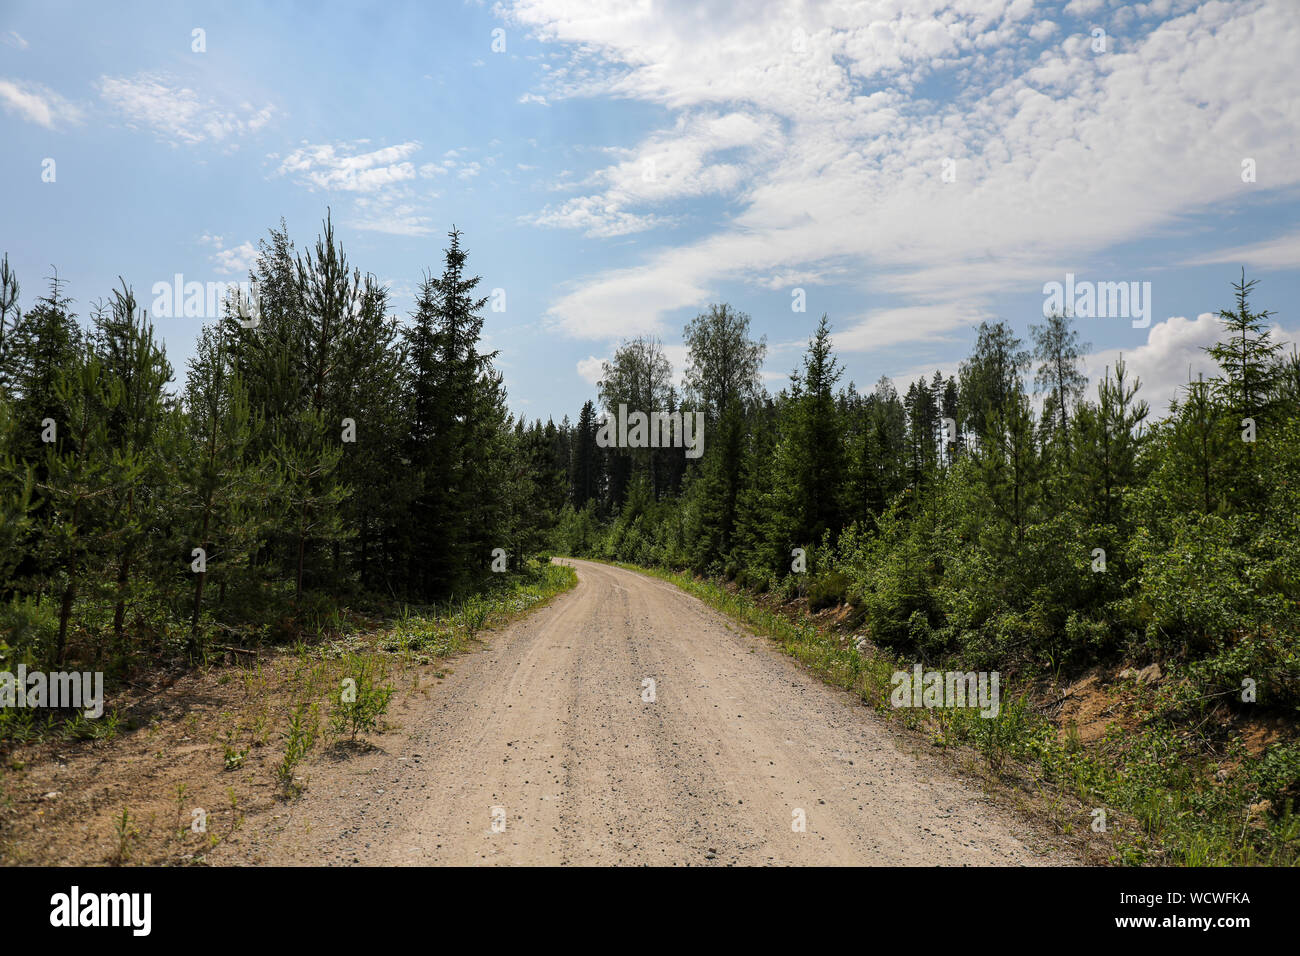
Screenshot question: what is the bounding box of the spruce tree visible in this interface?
[570,399,604,509]
[1205,269,1282,426]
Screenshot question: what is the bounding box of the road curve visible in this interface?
[224,558,1067,865]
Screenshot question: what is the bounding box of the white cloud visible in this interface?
[1063,0,1106,17]
[1028,20,1058,42]
[1084,312,1300,416]
[199,234,258,275]
[0,77,83,128]
[546,244,715,338]
[576,355,607,384]
[216,243,257,275]
[532,196,673,238]
[662,342,691,387]
[351,194,436,236]
[835,303,997,352]
[883,358,964,393]
[528,110,781,238]
[97,72,274,145]
[1184,230,1300,271]
[379,277,417,303]
[271,141,463,236]
[504,0,1300,345]
[214,242,257,275]
[276,140,420,192]
[2,31,28,50]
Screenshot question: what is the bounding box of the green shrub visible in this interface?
[807,571,850,610]
[0,596,57,667]
[329,656,394,740]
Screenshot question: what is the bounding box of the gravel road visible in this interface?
[218,558,1068,865]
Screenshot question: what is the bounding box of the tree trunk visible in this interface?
[56,579,75,666]
[112,488,135,648]
[295,507,308,603]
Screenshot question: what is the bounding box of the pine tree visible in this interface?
[8,273,85,599]
[0,253,20,394]
[903,375,940,493]
[273,407,348,604]
[40,351,135,663]
[972,385,1040,546]
[329,277,405,590]
[686,402,745,571]
[296,213,362,589]
[854,377,907,523]
[183,319,261,644]
[91,283,173,649]
[730,399,783,579]
[940,375,961,463]
[1072,356,1149,533]
[0,393,35,592]
[10,272,83,463]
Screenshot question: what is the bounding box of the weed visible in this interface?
[111,808,139,865]
[276,700,319,796]
[329,655,394,740]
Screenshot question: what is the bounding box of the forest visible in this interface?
[2,214,1297,701]
[559,281,1300,726]
[548,274,1300,862]
[1,214,1297,861]
[0,216,555,677]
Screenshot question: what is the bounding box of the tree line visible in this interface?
[3,215,1297,722]
[0,216,555,673]
[550,279,1300,713]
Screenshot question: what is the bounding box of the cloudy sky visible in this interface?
[2,0,1298,421]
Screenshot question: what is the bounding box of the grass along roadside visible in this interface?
[596,558,1299,867]
[0,560,577,865]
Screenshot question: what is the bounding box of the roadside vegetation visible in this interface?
[0,560,574,864]
[0,217,564,749]
[551,277,1299,867]
[0,216,577,862]
[619,561,1297,865]
[2,203,1294,866]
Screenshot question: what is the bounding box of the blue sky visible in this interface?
[2,0,1298,423]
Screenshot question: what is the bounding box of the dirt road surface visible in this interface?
[217,559,1069,866]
